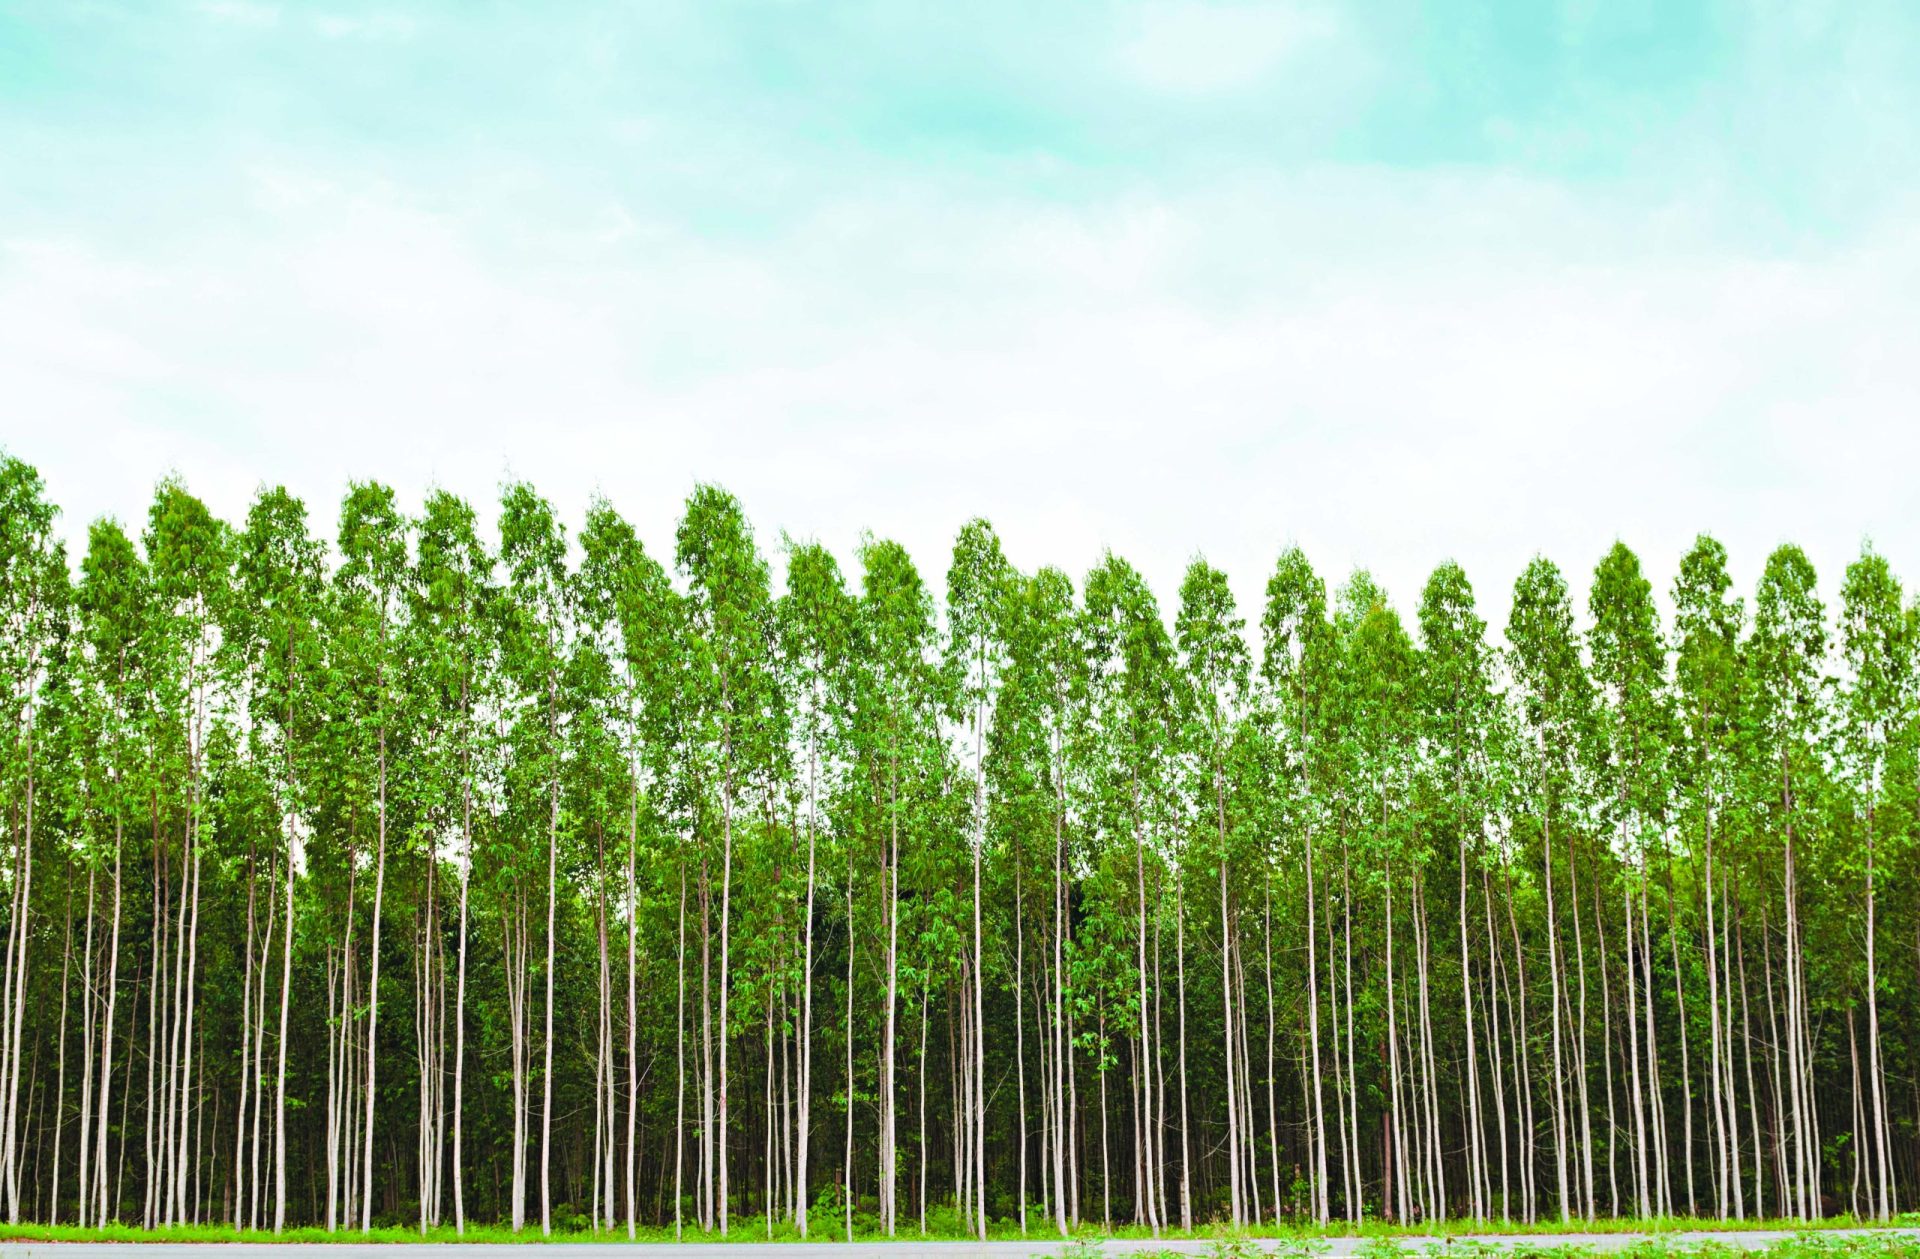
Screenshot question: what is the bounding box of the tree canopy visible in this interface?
[2,451,1918,1235]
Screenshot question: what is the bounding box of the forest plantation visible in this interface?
[2,451,1917,1238]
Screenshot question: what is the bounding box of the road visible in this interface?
[0,1234,1914,1257]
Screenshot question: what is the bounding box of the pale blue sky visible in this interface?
[3,0,1917,622]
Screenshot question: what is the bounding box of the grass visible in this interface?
[1060,1214,1920,1241]
[1101,1235,1920,1258]
[0,1213,1914,1248]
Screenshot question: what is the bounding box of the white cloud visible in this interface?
[193,0,279,28]
[311,11,417,40]
[4,163,1917,641]
[1116,1,1338,95]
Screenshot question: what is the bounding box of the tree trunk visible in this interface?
[1865,800,1892,1220]
[1460,831,1486,1221]
[1176,873,1192,1231]
[675,863,687,1240]
[95,806,124,1228]
[1304,831,1328,1224]
[718,750,736,1237]
[452,739,471,1234]
[1542,810,1571,1221]
[883,754,899,1237]
[50,888,71,1226]
[361,719,387,1234]
[626,774,640,1238]
[796,736,817,1239]
[540,677,558,1237]
[1016,843,1029,1235]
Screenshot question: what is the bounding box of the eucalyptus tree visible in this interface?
[1231,676,1288,1229]
[1328,572,1417,1224]
[1744,544,1827,1220]
[568,517,621,1234]
[993,565,1082,1234]
[1321,575,1394,1221]
[1508,556,1599,1220]
[141,477,231,1228]
[1587,542,1674,1218]
[71,518,146,1227]
[196,676,278,1232]
[1258,545,1332,1226]
[1415,562,1504,1219]
[580,498,678,1236]
[0,457,66,1222]
[41,678,86,1230]
[776,539,856,1238]
[850,536,946,1236]
[564,554,639,1236]
[943,520,1010,1241]
[587,521,701,1236]
[495,482,572,1235]
[1314,576,1374,1224]
[232,487,326,1232]
[676,485,780,1235]
[1340,569,1420,1226]
[1671,536,1745,1221]
[1082,554,1176,1232]
[1838,547,1908,1221]
[13,461,1920,1228]
[1037,567,1088,1234]
[484,490,552,1232]
[1174,558,1249,1226]
[410,490,497,1232]
[334,482,410,1232]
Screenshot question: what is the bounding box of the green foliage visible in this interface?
[10,450,1920,1244]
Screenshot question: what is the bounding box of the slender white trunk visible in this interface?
[1624,883,1649,1218]
[884,758,899,1237]
[452,754,471,1233]
[174,818,203,1224]
[1175,873,1191,1231]
[1542,811,1570,1221]
[250,859,275,1230]
[1304,833,1328,1224]
[273,805,294,1233]
[970,678,988,1240]
[540,678,558,1236]
[842,860,854,1243]
[2,692,36,1221]
[235,864,256,1228]
[1865,800,1892,1220]
[361,720,387,1233]
[1460,833,1485,1221]
[626,773,639,1237]
[95,809,123,1227]
[1704,804,1730,1220]
[718,757,735,1238]
[50,890,72,1225]
[674,863,686,1240]
[1053,768,1069,1237]
[1219,784,1241,1226]
[77,864,97,1226]
[797,735,817,1238]
[1016,851,1029,1235]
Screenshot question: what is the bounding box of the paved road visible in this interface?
[0,1235,1914,1257]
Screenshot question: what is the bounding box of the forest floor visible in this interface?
[0,1235,1918,1256]
[2,1224,1920,1255]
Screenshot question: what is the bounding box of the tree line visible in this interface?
[0,450,1915,1236]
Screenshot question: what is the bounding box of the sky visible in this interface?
[3,0,1918,635]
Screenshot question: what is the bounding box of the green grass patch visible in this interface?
[0,1215,1915,1249]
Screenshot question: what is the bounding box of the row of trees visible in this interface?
[1,451,1916,1236]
